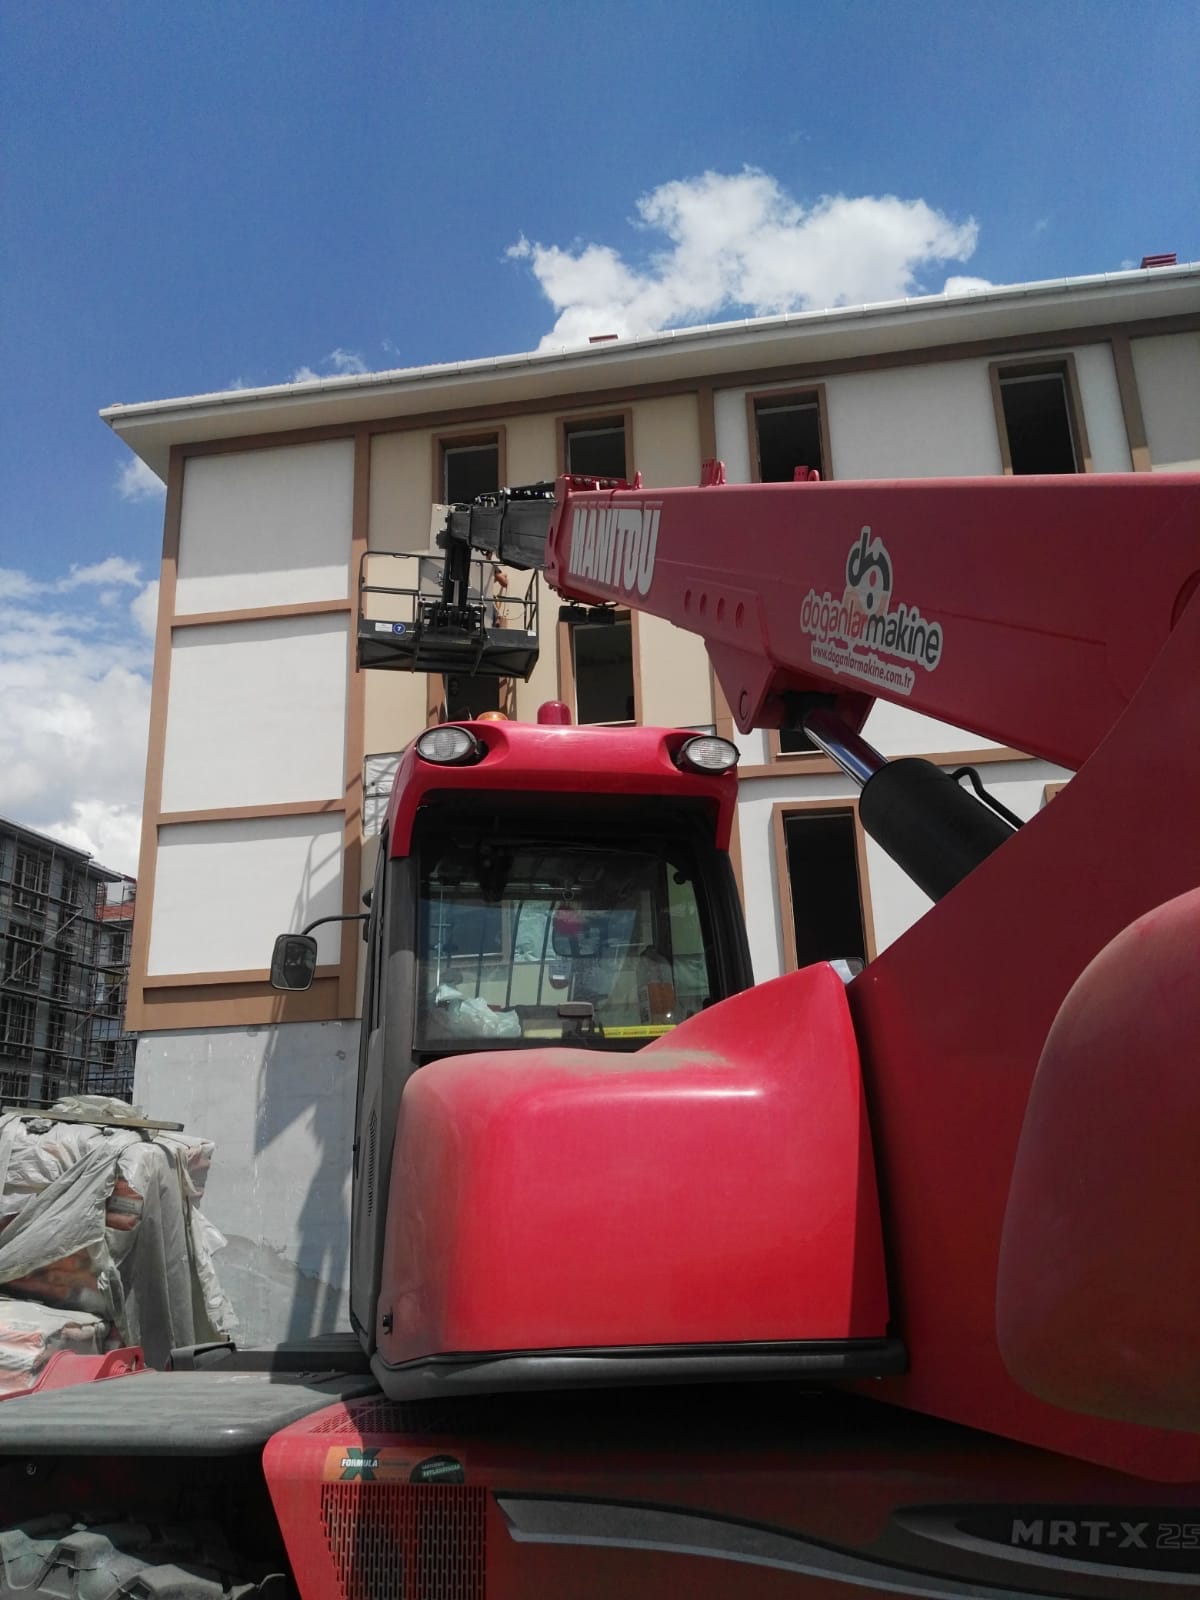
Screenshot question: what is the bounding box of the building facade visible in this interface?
[104,263,1200,1344]
[0,818,137,1107]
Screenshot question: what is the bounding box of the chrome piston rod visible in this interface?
[800,709,887,787]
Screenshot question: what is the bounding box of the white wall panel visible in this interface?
[148,813,345,974]
[713,388,754,483]
[1074,344,1131,471]
[861,701,1003,757]
[827,360,1003,479]
[176,440,353,613]
[1132,333,1200,471]
[161,614,349,812]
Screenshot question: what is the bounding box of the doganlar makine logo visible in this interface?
[800,525,944,697]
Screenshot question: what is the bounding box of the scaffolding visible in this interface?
[0,817,137,1106]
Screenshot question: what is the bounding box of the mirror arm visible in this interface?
[301,913,370,936]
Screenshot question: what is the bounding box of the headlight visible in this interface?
[676,735,739,773]
[415,726,481,765]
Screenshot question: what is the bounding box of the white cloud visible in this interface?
[943,275,995,295]
[509,169,982,348]
[290,348,370,384]
[116,457,166,502]
[0,563,156,876]
[328,348,368,375]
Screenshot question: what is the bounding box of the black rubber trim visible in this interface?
[373,1338,907,1402]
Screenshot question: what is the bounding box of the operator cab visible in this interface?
[270,720,751,1357]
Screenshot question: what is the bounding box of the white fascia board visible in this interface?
[102,263,1200,480]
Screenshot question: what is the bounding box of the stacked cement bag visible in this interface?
[0,1096,236,1390]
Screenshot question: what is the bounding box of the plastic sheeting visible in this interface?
[0,1097,236,1383]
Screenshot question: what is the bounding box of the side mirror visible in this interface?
[270,933,319,992]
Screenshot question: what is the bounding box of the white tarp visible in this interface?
[0,1097,236,1389]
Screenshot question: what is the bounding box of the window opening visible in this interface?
[565,420,627,480]
[754,395,825,482]
[443,439,500,505]
[782,810,868,969]
[570,618,635,724]
[444,673,502,722]
[997,366,1080,474]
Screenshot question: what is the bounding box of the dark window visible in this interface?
[565,418,627,480]
[570,617,635,724]
[754,395,825,482]
[4,927,41,989]
[0,996,35,1049]
[997,366,1080,474]
[443,438,500,505]
[13,851,50,895]
[444,673,502,722]
[777,727,818,755]
[782,810,868,969]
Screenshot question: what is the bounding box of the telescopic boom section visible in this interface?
[541,470,1200,773]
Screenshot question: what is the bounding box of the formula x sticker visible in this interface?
[323,1447,467,1484]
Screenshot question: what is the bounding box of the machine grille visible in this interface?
[308,1397,503,1436]
[321,1482,487,1600]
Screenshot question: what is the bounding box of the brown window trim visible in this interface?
[556,408,635,479]
[432,426,507,505]
[557,607,643,726]
[770,798,877,972]
[989,353,1092,475]
[1042,780,1068,806]
[746,383,832,481]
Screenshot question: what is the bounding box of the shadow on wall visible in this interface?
[248,825,361,1344]
[251,1013,356,1344]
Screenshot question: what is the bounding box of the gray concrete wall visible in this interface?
[135,1019,360,1347]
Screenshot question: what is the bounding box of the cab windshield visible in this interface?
[416,836,713,1051]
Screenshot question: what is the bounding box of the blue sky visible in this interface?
[1,0,1197,869]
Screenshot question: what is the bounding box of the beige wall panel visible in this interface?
[636,614,713,728]
[160,614,349,813]
[364,667,429,758]
[505,414,556,483]
[369,429,437,550]
[1073,344,1131,471]
[147,813,345,974]
[1132,333,1200,470]
[632,395,701,487]
[514,565,561,718]
[826,360,1004,479]
[508,412,566,718]
[176,440,353,613]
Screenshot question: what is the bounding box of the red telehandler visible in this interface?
[0,468,1197,1599]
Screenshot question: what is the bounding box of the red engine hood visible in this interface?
[376,964,888,1368]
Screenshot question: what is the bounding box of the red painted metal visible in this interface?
[0,1345,146,1401]
[540,471,1200,1483]
[544,472,1200,767]
[998,884,1200,1432]
[386,718,738,855]
[377,965,887,1364]
[535,698,572,724]
[264,1394,1200,1600]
